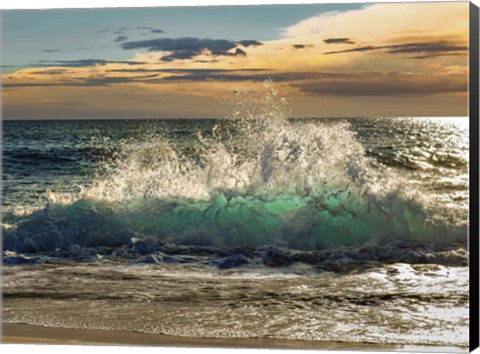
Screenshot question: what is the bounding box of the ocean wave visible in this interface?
[1,81,468,257]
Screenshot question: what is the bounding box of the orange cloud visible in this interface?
[2,2,469,118]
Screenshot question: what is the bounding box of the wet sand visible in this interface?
[1,323,467,352]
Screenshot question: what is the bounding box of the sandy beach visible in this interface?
[1,323,468,352]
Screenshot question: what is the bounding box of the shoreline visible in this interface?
[1,323,468,352]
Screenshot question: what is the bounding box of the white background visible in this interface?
[0,0,479,354]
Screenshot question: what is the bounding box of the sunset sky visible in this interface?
[1,1,470,119]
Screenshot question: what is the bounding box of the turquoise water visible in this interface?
[0,85,470,254]
[2,113,468,249]
[2,115,469,252]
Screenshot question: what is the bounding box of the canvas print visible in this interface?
[0,1,476,351]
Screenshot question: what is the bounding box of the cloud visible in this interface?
[324,45,376,54]
[136,26,164,33]
[237,40,263,47]
[29,69,67,75]
[323,38,355,45]
[154,68,270,82]
[97,28,119,34]
[103,68,271,83]
[98,26,164,35]
[194,59,220,63]
[3,2,469,119]
[385,42,468,58]
[3,82,93,88]
[6,66,273,87]
[114,27,133,34]
[145,70,466,98]
[43,49,61,53]
[3,73,160,88]
[291,44,314,49]
[5,67,465,103]
[106,68,163,73]
[232,48,246,57]
[103,68,272,83]
[107,68,268,73]
[37,59,146,67]
[2,65,28,68]
[121,37,262,61]
[294,71,466,96]
[115,36,128,43]
[83,73,159,85]
[324,41,468,58]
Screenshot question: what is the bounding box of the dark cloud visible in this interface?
[121,37,262,61]
[8,61,465,98]
[194,59,220,63]
[323,38,356,45]
[97,28,117,34]
[10,67,272,86]
[98,26,164,35]
[386,42,468,58]
[76,46,110,51]
[2,67,269,88]
[136,26,164,33]
[103,68,269,82]
[3,82,94,88]
[43,49,61,53]
[82,73,159,85]
[2,65,28,68]
[105,68,269,81]
[294,71,467,96]
[324,41,468,58]
[237,40,263,47]
[153,70,342,83]
[410,53,468,60]
[30,69,67,75]
[107,68,163,73]
[233,48,246,57]
[291,44,314,49]
[3,73,160,88]
[325,45,376,54]
[115,36,128,43]
[113,27,133,35]
[107,68,268,74]
[37,59,146,67]
[103,69,466,97]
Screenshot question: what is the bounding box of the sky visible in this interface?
[1,1,470,119]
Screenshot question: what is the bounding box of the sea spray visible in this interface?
[1,81,468,254]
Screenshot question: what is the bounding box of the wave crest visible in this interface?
[2,81,468,252]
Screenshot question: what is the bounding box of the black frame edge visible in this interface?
[470,1,480,352]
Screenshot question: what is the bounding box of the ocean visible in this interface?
[1,106,470,347]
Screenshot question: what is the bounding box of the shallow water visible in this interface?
[2,262,469,346]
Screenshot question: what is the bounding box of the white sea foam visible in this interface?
[2,81,468,251]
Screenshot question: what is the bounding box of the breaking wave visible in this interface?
[1,80,468,257]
